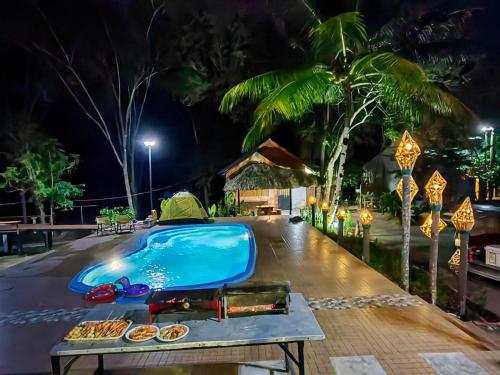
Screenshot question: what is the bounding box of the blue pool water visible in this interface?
[69,224,256,293]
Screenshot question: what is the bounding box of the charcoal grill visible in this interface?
[222,281,291,318]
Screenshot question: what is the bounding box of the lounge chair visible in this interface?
[115,214,135,233]
[95,216,115,236]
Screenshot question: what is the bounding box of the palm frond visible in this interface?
[220,69,312,114]
[310,12,367,64]
[252,66,341,132]
[240,66,342,151]
[350,52,474,123]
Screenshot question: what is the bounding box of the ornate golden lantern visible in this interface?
[336,207,348,220]
[419,214,447,238]
[395,131,421,173]
[425,171,447,207]
[396,176,418,202]
[451,197,475,232]
[321,202,330,212]
[359,208,373,225]
[308,196,317,206]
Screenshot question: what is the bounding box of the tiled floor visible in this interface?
[0,216,498,374]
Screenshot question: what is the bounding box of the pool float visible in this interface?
[85,283,116,303]
[115,276,150,298]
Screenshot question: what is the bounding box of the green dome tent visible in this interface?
[159,191,208,224]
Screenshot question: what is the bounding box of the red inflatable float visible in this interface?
[85,283,116,303]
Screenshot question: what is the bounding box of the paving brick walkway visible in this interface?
[0,216,498,374]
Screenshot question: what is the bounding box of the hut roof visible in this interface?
[219,139,310,179]
[223,163,317,191]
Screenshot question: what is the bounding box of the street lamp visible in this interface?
[336,206,348,243]
[451,197,475,318]
[396,176,418,203]
[424,170,447,305]
[308,195,317,228]
[395,131,421,291]
[480,125,496,199]
[321,202,329,234]
[143,139,156,212]
[359,208,373,263]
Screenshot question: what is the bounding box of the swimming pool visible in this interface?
[69,224,256,293]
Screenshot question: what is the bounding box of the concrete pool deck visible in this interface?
[0,216,498,374]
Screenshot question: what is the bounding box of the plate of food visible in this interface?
[125,325,159,342]
[157,324,189,343]
[64,319,132,341]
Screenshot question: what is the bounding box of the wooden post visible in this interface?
[401,173,411,292]
[322,210,328,234]
[311,204,316,228]
[429,209,440,305]
[362,224,370,263]
[337,219,344,243]
[459,231,470,318]
[289,188,292,215]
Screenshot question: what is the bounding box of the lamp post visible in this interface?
[321,202,329,234]
[481,125,495,199]
[395,131,421,292]
[336,207,348,243]
[144,140,156,212]
[308,195,317,228]
[451,197,475,318]
[359,207,373,263]
[423,171,447,305]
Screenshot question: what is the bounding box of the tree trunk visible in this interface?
[122,158,135,212]
[329,87,353,215]
[36,200,46,224]
[319,105,330,201]
[19,190,28,224]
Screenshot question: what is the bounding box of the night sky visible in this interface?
[1,0,499,221]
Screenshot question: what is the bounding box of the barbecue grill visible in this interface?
[145,281,291,322]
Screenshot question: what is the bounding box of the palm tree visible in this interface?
[220,12,471,213]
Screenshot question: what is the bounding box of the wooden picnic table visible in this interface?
[256,205,275,215]
[50,293,324,375]
[0,223,98,254]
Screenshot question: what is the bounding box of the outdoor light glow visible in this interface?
[451,197,475,232]
[143,140,156,147]
[359,208,373,225]
[308,196,317,205]
[395,131,421,172]
[336,207,348,220]
[480,125,494,132]
[304,166,315,175]
[109,259,122,271]
[396,176,418,202]
[419,214,447,238]
[321,202,330,212]
[424,171,447,206]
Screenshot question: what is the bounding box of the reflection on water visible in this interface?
[81,225,252,289]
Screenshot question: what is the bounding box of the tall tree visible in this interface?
[220,12,472,214]
[0,139,84,224]
[31,1,170,211]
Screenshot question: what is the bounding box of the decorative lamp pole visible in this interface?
[359,208,373,263]
[143,140,156,212]
[308,196,317,228]
[451,197,475,318]
[336,207,348,243]
[395,131,421,292]
[321,202,329,234]
[424,171,447,305]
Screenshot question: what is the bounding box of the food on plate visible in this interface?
[159,325,188,341]
[65,319,130,340]
[128,325,158,341]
